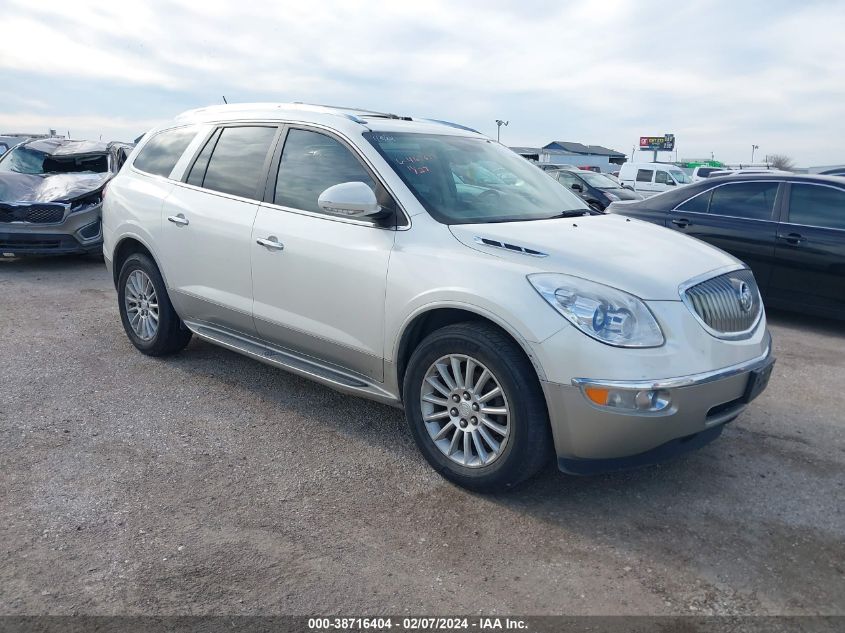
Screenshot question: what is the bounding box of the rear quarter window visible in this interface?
[677,190,712,213]
[133,126,197,178]
[788,184,845,230]
[636,169,653,183]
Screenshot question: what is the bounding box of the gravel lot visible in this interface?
[1,256,843,616]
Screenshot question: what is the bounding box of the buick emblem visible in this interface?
[737,281,753,313]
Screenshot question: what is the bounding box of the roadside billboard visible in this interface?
[639,134,675,151]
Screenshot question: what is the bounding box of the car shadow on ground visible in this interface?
[6,253,842,610]
[165,314,843,613]
[170,334,799,510]
[765,307,843,338]
[0,254,105,273]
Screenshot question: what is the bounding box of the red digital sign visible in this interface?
[639,134,675,151]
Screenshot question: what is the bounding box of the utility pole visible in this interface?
[751,144,759,163]
[495,119,508,142]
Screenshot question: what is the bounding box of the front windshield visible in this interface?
[0,146,109,175]
[669,169,692,184]
[364,132,588,224]
[0,147,46,174]
[578,171,620,189]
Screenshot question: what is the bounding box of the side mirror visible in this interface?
[318,182,381,218]
[571,183,583,192]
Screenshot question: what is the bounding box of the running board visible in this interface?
[184,321,400,406]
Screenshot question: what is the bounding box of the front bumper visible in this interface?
[541,337,774,474]
[0,204,102,256]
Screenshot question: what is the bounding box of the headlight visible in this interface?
[70,191,103,213]
[604,191,620,201]
[528,273,664,347]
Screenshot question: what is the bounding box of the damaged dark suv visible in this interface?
[0,138,132,257]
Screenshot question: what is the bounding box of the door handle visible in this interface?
[777,233,805,245]
[256,236,285,251]
[167,214,189,226]
[671,218,690,228]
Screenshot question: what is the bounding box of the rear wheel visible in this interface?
[403,322,552,491]
[117,253,191,356]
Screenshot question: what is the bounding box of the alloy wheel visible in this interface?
[420,354,511,468]
[124,270,160,341]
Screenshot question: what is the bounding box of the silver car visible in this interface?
[103,103,774,491]
[0,138,132,257]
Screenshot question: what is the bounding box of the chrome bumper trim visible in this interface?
[572,331,772,391]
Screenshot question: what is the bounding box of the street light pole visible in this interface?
[751,144,759,163]
[495,119,509,142]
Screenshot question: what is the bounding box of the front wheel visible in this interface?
[403,322,552,492]
[117,252,191,356]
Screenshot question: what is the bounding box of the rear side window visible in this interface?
[133,126,197,177]
[677,190,712,213]
[636,169,653,183]
[198,126,277,199]
[788,184,845,230]
[274,128,376,214]
[709,182,778,220]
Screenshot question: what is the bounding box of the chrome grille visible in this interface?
[682,268,762,338]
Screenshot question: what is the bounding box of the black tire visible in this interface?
[403,322,553,492]
[117,252,191,356]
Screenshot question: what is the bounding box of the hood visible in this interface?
[449,214,740,301]
[0,172,111,204]
[24,138,110,156]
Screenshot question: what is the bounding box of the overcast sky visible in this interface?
[2,0,844,166]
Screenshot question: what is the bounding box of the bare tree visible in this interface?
[768,154,795,171]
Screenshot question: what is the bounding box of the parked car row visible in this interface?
[548,168,642,210]
[608,173,845,320]
[617,162,694,197]
[101,102,775,490]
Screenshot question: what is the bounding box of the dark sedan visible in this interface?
[550,168,642,211]
[607,174,845,319]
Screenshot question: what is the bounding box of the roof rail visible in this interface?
[421,119,481,134]
[291,101,405,120]
[176,102,375,124]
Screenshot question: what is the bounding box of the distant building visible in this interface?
[541,142,626,172]
[510,146,543,162]
[807,164,845,174]
[1,131,64,140]
[0,131,64,156]
[509,142,627,173]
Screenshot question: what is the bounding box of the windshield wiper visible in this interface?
[546,209,592,219]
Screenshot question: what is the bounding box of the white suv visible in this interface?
[103,103,774,491]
